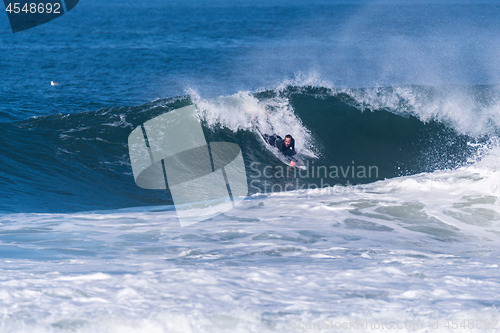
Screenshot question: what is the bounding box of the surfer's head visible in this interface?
[284,134,293,148]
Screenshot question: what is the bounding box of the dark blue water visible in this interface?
[1,0,500,213]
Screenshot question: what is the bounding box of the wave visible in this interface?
[1,83,498,213]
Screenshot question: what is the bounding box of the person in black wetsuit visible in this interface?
[267,134,296,166]
[275,134,296,157]
[263,134,296,156]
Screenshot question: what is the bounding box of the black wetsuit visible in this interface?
[263,134,295,156]
[276,137,295,156]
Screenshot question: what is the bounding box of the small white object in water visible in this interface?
[51,81,59,86]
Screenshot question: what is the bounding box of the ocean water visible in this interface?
[1,0,500,332]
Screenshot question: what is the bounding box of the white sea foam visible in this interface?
[1,155,500,332]
[188,88,317,158]
[259,72,500,138]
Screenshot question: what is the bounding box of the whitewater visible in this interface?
[2,82,500,332]
[2,151,500,332]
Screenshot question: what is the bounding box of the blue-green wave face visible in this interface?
[1,84,498,214]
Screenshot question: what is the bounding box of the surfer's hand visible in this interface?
[290,160,296,167]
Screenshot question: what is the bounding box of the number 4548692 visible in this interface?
[5,3,61,14]
[444,319,498,329]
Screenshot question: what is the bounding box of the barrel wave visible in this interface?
[0,84,498,214]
